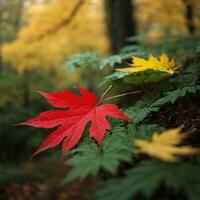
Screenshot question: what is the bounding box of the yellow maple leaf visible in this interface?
[134,128,200,162]
[117,53,177,75]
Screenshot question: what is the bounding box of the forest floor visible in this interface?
[0,160,100,200]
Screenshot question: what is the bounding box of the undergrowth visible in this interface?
[62,35,200,200]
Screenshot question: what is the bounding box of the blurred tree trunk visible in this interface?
[104,0,137,53]
[182,0,195,34]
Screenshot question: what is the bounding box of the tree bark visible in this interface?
[182,0,195,34]
[104,0,137,54]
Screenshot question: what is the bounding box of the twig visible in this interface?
[101,90,142,103]
[97,85,113,105]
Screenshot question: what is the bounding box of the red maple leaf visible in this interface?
[17,87,131,156]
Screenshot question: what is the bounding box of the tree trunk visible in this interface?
[182,0,195,34]
[104,0,137,54]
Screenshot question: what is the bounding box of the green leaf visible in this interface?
[125,99,159,123]
[102,69,170,86]
[99,71,129,86]
[123,70,169,85]
[63,125,135,183]
[127,124,164,141]
[63,123,164,184]
[152,85,200,106]
[64,52,97,71]
[186,64,200,73]
[169,74,199,87]
[98,53,133,69]
[120,45,145,54]
[125,84,200,123]
[196,46,200,53]
[95,160,200,200]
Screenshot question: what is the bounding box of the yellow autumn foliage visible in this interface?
[117,53,178,75]
[135,0,200,40]
[134,128,200,162]
[2,0,108,74]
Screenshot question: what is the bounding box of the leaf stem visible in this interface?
[97,85,113,105]
[101,90,142,103]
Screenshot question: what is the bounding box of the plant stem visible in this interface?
[101,90,142,103]
[97,85,113,105]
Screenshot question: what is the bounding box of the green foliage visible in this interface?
[123,70,169,85]
[63,123,163,183]
[95,159,200,200]
[196,46,200,53]
[125,84,200,123]
[186,63,200,73]
[2,32,200,200]
[1,2,200,199]
[146,35,200,57]
[127,124,164,141]
[65,52,97,71]
[63,124,134,183]
[120,45,145,54]
[103,35,200,71]
[169,74,199,87]
[0,69,59,162]
[152,85,200,106]
[0,107,45,162]
[99,71,129,86]
[100,35,200,85]
[98,53,133,69]
[61,37,200,197]
[102,70,170,85]
[125,99,159,123]
[124,35,200,59]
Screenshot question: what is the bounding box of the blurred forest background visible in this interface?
[0,0,200,199]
